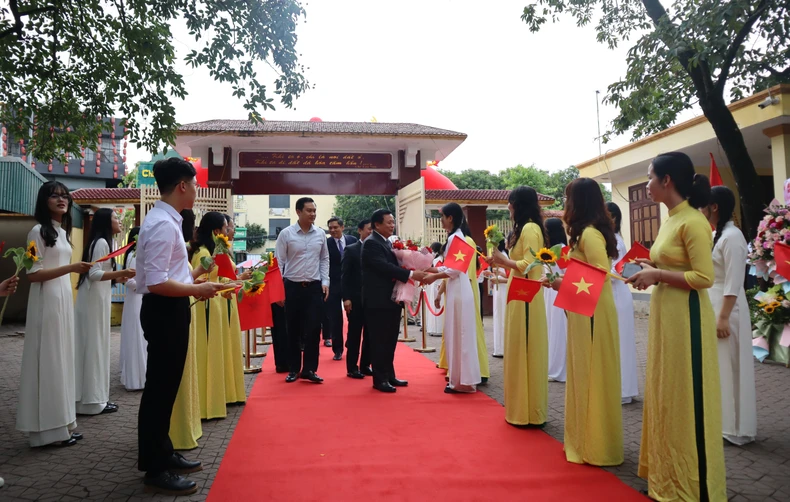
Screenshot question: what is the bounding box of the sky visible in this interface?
[125,0,676,176]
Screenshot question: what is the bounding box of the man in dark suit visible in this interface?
[341,219,373,379]
[361,209,427,393]
[324,217,358,360]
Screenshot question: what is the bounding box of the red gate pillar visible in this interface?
[462,205,493,316]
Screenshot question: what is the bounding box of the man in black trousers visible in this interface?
[361,209,426,393]
[323,217,358,359]
[341,219,372,378]
[275,197,330,384]
[270,303,289,373]
[136,158,225,495]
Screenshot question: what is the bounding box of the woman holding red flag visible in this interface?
[74,208,136,415]
[548,178,622,466]
[489,186,549,426]
[627,152,726,501]
[423,203,481,393]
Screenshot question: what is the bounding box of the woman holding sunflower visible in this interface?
[549,178,622,466]
[220,213,247,405]
[489,186,549,426]
[190,211,231,419]
[17,182,92,447]
[74,208,136,415]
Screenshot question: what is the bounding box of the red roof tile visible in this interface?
[425,189,554,202]
[71,188,140,201]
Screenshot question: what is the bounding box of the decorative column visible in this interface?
[766,124,790,204]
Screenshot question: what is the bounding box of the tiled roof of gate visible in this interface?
[425,189,555,203]
[177,120,467,138]
[71,188,140,201]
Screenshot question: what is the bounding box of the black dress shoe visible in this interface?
[347,370,364,379]
[300,371,324,383]
[444,385,462,394]
[168,452,203,474]
[373,382,396,393]
[480,377,488,385]
[332,353,342,361]
[285,372,298,383]
[324,340,332,347]
[101,404,118,414]
[389,378,408,387]
[492,354,504,358]
[275,366,290,374]
[71,432,83,441]
[360,367,373,376]
[57,438,77,447]
[143,471,197,496]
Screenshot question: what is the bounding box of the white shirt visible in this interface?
[275,222,330,286]
[136,201,193,294]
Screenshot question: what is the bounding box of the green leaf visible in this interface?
[550,243,563,257]
[237,290,244,303]
[200,256,214,271]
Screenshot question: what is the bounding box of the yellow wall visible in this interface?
[237,195,337,253]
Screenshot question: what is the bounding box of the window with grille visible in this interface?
[628,182,661,248]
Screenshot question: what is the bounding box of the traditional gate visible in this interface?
[139,186,234,224]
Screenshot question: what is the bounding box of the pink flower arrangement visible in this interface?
[749,202,790,281]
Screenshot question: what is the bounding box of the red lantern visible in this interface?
[31,162,36,169]
[96,167,100,174]
[110,117,115,124]
[113,164,118,171]
[22,155,26,162]
[1,127,5,134]
[96,159,100,167]
[111,140,116,147]
[111,132,115,139]
[113,172,118,179]
[113,156,117,162]
[80,167,85,174]
[21,146,25,154]
[64,165,68,173]
[48,163,53,172]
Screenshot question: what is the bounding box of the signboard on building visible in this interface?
[137,162,157,186]
[238,152,391,170]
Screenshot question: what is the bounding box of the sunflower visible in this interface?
[484,225,496,239]
[765,305,776,314]
[248,283,266,296]
[536,247,557,264]
[25,241,39,262]
[216,233,231,249]
[770,301,782,309]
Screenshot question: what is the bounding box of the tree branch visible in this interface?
[715,0,769,94]
[0,0,56,40]
[762,63,790,79]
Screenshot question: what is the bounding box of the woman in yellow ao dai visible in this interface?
[627,152,726,501]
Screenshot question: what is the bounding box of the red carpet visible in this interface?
[208,342,645,501]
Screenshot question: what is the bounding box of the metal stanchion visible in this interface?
[260,326,273,346]
[243,330,262,373]
[414,288,435,353]
[398,302,416,342]
[250,327,266,357]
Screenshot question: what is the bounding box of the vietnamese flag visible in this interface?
[476,256,490,278]
[554,258,607,317]
[238,287,273,330]
[93,241,135,263]
[774,242,790,280]
[265,258,286,304]
[614,242,651,275]
[444,235,475,273]
[709,153,723,187]
[214,253,237,280]
[556,245,571,269]
[506,276,542,303]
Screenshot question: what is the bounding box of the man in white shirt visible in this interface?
[275,197,330,383]
[136,158,225,495]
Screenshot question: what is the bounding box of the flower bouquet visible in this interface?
[391,238,434,304]
[484,224,505,289]
[748,200,790,291]
[751,285,790,365]
[1,241,39,325]
[524,245,563,283]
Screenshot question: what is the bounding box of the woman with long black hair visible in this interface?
[605,202,639,404]
[550,178,622,465]
[17,182,91,447]
[191,211,231,418]
[120,226,147,390]
[627,152,726,500]
[490,186,549,426]
[543,217,567,383]
[74,208,135,415]
[702,186,756,446]
[423,203,481,393]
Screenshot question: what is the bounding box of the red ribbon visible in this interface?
[407,298,421,316]
[422,290,445,316]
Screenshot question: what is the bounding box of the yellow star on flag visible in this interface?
[453,250,467,262]
[573,277,592,294]
[561,251,570,261]
[517,289,530,297]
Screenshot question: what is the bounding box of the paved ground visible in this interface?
[1,301,790,501]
